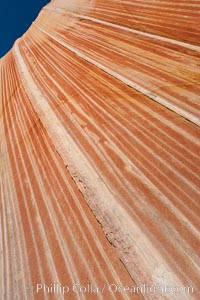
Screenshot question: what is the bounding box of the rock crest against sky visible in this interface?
[0,0,49,57]
[0,0,200,299]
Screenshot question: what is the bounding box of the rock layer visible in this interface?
[0,0,200,299]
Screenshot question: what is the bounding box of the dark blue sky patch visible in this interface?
[0,0,49,58]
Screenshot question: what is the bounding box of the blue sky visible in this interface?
[0,0,49,58]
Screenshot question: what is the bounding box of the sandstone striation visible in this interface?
[0,0,200,299]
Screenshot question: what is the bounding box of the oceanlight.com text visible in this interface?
[32,283,194,296]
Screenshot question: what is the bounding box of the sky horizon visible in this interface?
[0,0,49,58]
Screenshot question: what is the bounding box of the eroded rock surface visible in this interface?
[1,0,200,299]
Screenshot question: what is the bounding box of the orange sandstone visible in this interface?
[0,0,200,299]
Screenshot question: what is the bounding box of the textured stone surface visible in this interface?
[0,0,200,299]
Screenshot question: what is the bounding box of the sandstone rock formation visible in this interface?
[0,0,200,299]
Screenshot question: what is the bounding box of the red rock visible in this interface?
[0,0,200,299]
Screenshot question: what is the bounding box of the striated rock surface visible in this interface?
[0,0,200,299]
